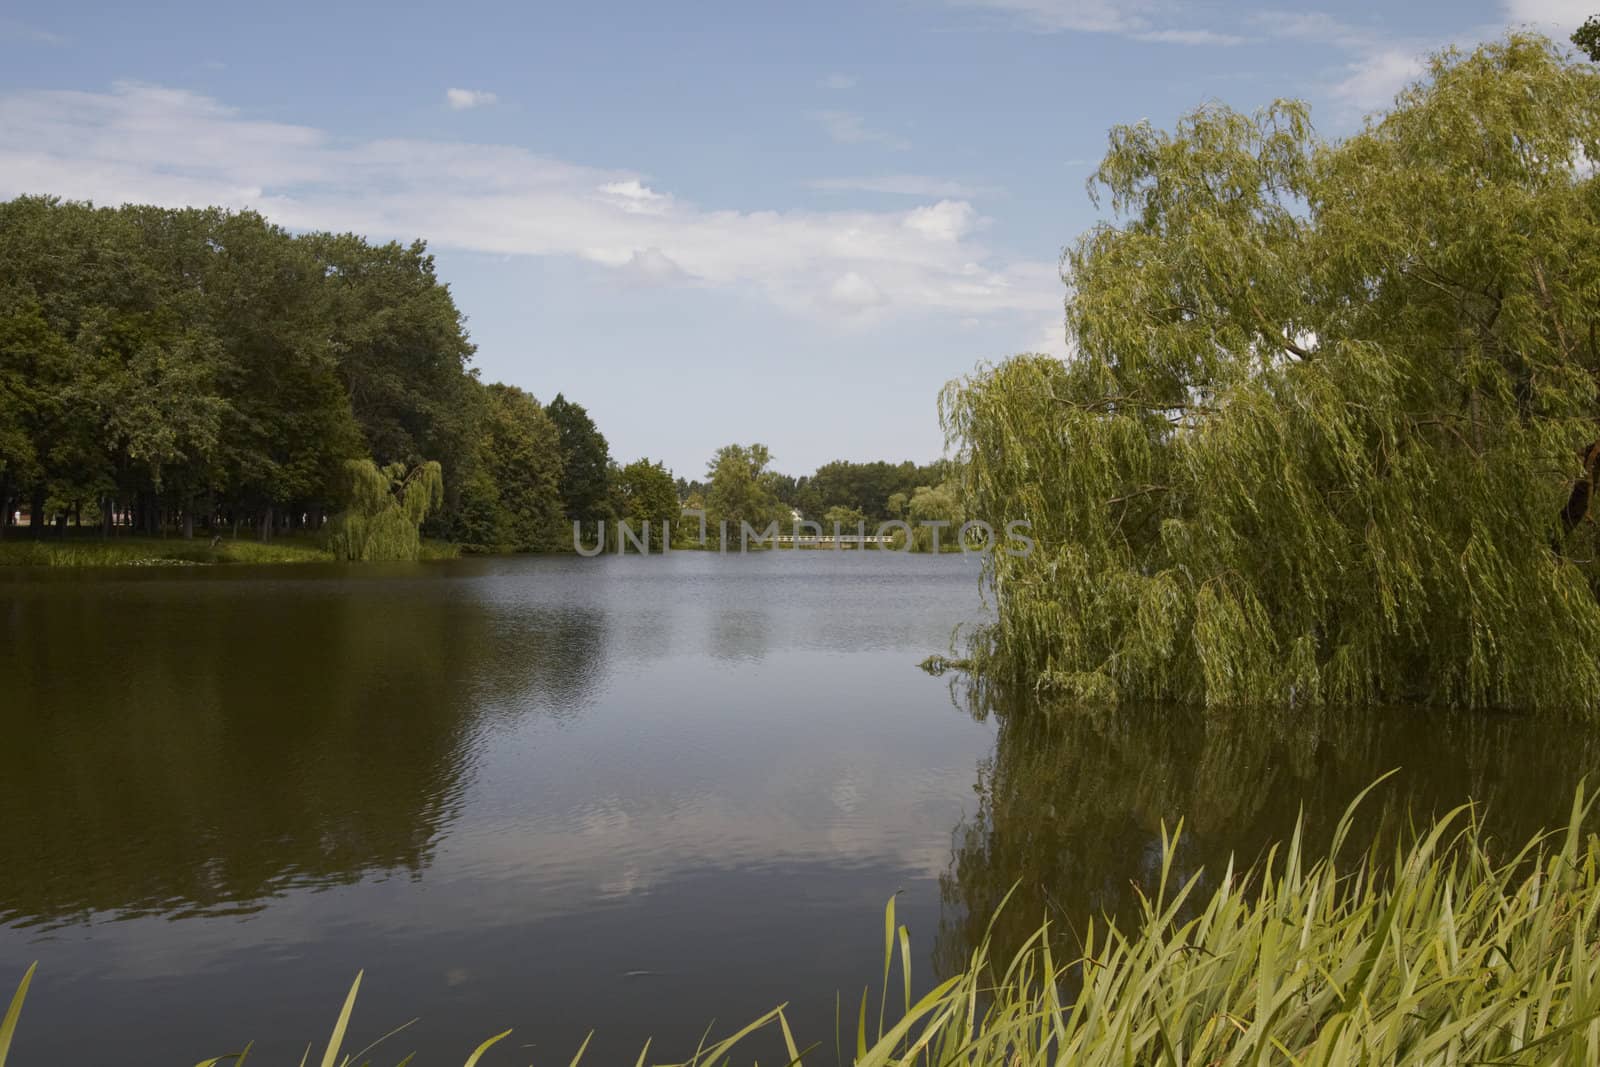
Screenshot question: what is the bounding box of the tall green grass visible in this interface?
[0,537,461,568]
[416,540,462,562]
[5,778,1599,1064]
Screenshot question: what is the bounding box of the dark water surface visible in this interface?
[2,551,1597,1065]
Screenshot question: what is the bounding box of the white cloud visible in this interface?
[0,18,64,45]
[810,110,911,150]
[811,175,988,197]
[1026,313,1072,359]
[818,72,857,90]
[1503,0,1591,30]
[0,82,1061,322]
[1262,4,1595,121]
[829,271,888,311]
[1331,47,1427,111]
[946,0,1240,44]
[1247,10,1372,48]
[598,179,670,214]
[1245,10,1434,118]
[903,200,979,241]
[1133,28,1247,45]
[445,87,498,111]
[619,247,691,286]
[951,0,1143,33]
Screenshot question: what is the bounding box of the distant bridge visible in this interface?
[770,534,899,548]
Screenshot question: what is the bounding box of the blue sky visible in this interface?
[0,0,1588,477]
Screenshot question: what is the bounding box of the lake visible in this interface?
[2,551,1598,1065]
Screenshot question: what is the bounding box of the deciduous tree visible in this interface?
[546,393,612,524]
[943,34,1600,710]
[615,457,678,550]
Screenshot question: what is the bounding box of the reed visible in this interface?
[0,537,460,567]
[5,778,1598,1064]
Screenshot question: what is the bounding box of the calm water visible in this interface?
[2,551,1597,1065]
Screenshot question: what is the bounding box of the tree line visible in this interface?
[671,453,958,537]
[0,195,628,554]
[0,195,953,556]
[662,448,964,549]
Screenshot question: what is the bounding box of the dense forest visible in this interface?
[0,195,572,552]
[0,197,954,556]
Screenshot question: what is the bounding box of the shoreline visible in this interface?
[0,536,462,568]
[0,537,968,567]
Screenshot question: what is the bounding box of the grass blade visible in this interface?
[0,963,35,1067]
[462,1028,512,1067]
[318,971,362,1067]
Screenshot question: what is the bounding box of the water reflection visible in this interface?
[6,551,1597,1064]
[0,553,988,1065]
[0,564,608,926]
[934,683,1600,978]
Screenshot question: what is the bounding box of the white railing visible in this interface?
[771,534,898,545]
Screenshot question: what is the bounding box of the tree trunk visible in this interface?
[29,487,45,537]
[1560,440,1600,542]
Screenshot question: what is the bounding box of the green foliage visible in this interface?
[0,196,559,554]
[705,442,790,534]
[6,783,1600,1064]
[943,35,1600,710]
[905,482,964,550]
[911,782,1600,1066]
[0,301,61,489]
[614,457,679,550]
[327,460,444,562]
[1575,15,1600,61]
[547,394,612,523]
[156,206,363,519]
[793,459,950,522]
[308,233,479,483]
[822,504,867,531]
[454,383,565,552]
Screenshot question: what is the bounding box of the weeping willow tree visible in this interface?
[942,34,1600,712]
[327,459,444,562]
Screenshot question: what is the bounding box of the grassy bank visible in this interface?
[0,536,461,567]
[4,778,1598,1064]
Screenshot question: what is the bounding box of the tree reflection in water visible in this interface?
[934,677,1600,979]
[0,568,606,927]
